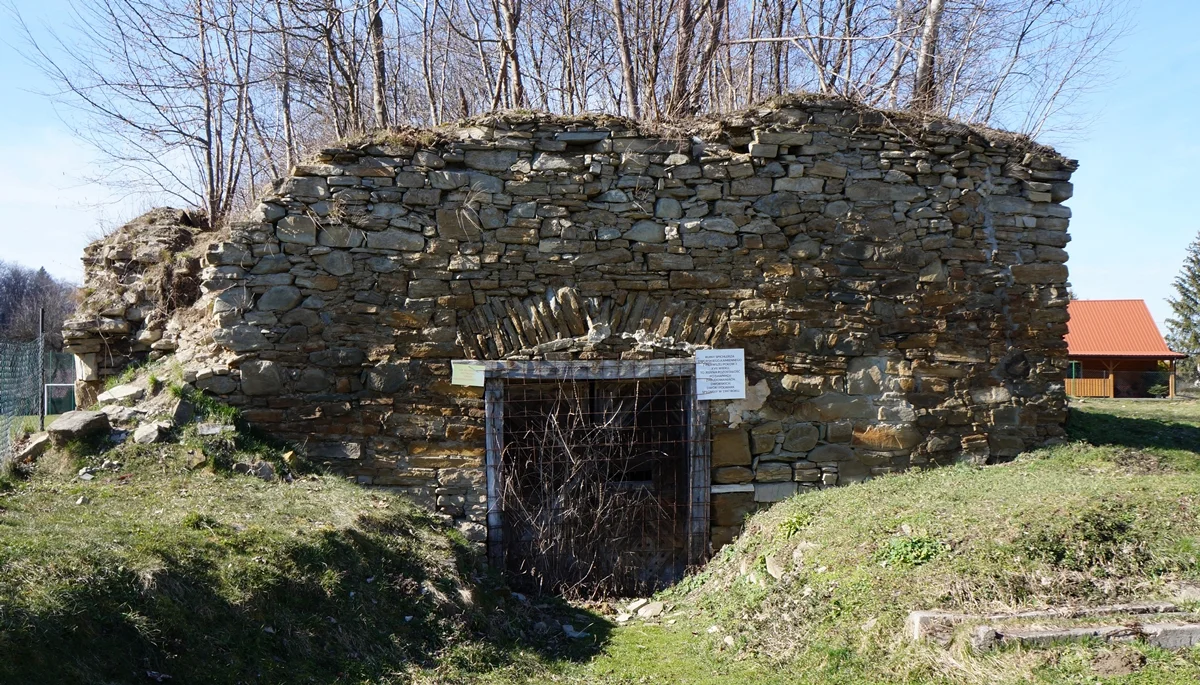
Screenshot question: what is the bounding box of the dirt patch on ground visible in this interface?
[1111,448,1169,474]
[1092,647,1146,677]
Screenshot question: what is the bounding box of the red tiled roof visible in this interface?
[1066,299,1185,358]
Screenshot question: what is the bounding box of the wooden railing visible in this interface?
[1064,376,1112,398]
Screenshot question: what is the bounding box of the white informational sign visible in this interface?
[451,360,486,387]
[696,349,747,400]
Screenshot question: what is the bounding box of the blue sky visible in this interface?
[0,1,1196,330]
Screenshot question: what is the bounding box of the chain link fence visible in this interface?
[0,339,76,461]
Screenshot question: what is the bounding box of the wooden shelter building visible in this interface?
[1064,299,1185,398]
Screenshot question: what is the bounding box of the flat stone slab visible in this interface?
[909,602,1183,641]
[974,622,1200,651]
[197,423,236,436]
[97,384,144,404]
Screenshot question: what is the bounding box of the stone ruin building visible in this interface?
[63,96,1076,594]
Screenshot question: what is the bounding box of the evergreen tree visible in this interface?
[1167,235,1200,380]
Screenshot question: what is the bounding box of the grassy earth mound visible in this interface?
[544,400,1200,684]
[0,394,600,684]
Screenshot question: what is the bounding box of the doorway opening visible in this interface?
[484,360,708,598]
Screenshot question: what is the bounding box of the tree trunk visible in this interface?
[612,0,640,118]
[500,0,526,107]
[368,0,389,128]
[273,0,296,169]
[913,0,944,111]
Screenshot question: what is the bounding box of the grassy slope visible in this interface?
[0,403,595,685]
[7,397,1200,684]
[534,400,1200,684]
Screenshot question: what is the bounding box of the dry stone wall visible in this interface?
[118,98,1078,548]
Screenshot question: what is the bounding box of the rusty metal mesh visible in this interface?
[495,370,700,599]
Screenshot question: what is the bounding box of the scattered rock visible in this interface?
[562,624,590,639]
[627,598,649,613]
[197,423,236,437]
[234,461,276,482]
[185,451,208,470]
[253,461,276,481]
[48,411,111,446]
[637,601,665,618]
[133,421,172,444]
[101,404,143,423]
[168,398,195,426]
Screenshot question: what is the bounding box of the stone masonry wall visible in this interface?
[128,98,1076,548]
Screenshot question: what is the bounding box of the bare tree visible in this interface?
[12,0,1126,228]
[913,0,945,109]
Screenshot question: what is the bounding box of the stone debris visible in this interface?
[48,411,111,446]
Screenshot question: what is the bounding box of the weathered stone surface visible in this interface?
[13,433,50,462]
[810,393,873,420]
[845,180,926,203]
[318,226,364,248]
[809,444,855,462]
[712,491,756,527]
[713,466,753,484]
[366,229,425,252]
[847,357,887,395]
[257,286,303,311]
[669,271,730,289]
[783,424,819,452]
[712,428,752,467]
[1011,263,1069,284]
[196,375,238,394]
[314,251,355,276]
[277,216,317,245]
[48,411,110,446]
[755,481,797,502]
[754,462,792,482]
[624,221,666,243]
[241,360,285,396]
[464,149,519,171]
[133,421,171,444]
[853,424,922,450]
[212,325,270,352]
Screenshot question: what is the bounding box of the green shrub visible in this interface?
[875,534,947,567]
